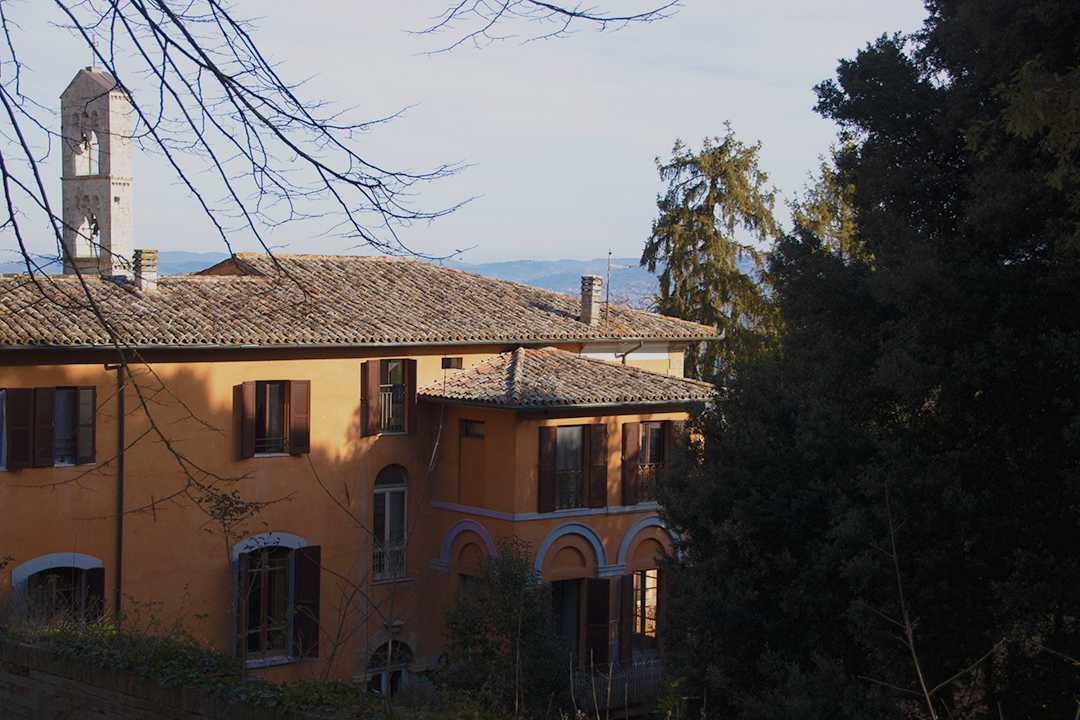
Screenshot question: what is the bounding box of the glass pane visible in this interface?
[556,426,583,470]
[388,490,406,544]
[646,425,664,465]
[54,388,78,465]
[374,491,387,543]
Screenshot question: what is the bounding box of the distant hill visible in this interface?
[1,251,660,309]
[445,257,657,308]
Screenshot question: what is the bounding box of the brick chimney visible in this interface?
[580,274,602,326]
[133,249,158,293]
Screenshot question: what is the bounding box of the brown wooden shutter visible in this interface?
[293,545,321,658]
[235,551,250,660]
[588,424,607,509]
[240,382,256,458]
[6,388,33,470]
[538,426,556,513]
[33,387,55,468]
[85,566,106,621]
[76,386,96,465]
[288,380,311,455]
[584,578,610,668]
[361,361,379,437]
[621,422,640,506]
[406,359,418,435]
[619,573,634,666]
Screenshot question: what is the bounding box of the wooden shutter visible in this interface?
[240,382,256,458]
[619,573,634,666]
[538,426,556,513]
[235,552,250,659]
[6,388,33,470]
[406,359,418,435]
[85,566,106,622]
[588,424,607,509]
[584,578,610,668]
[33,387,55,468]
[361,361,379,437]
[621,422,640,506]
[288,380,311,455]
[293,545,321,658]
[76,386,96,465]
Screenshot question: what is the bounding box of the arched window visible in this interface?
[373,465,407,581]
[366,640,412,696]
[10,554,105,624]
[233,534,321,666]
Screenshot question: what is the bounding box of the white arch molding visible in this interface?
[11,553,103,591]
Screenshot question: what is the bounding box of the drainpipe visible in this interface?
[105,362,124,622]
[616,341,644,365]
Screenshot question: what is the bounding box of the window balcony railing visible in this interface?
[639,463,663,503]
[379,389,405,433]
[254,436,287,454]
[555,469,585,509]
[372,540,407,582]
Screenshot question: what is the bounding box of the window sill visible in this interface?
[245,654,296,669]
[371,576,412,586]
[253,452,291,458]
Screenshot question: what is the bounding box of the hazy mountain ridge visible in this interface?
[1,252,661,308]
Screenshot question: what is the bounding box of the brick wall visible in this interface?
[0,639,316,720]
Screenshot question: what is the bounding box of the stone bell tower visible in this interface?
[60,67,133,277]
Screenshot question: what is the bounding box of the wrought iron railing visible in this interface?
[379,389,405,433]
[254,435,287,454]
[639,463,663,502]
[572,657,664,709]
[556,469,585,509]
[372,540,407,582]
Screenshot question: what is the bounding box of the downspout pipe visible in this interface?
[105,362,124,622]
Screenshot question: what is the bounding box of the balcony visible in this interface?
[372,540,407,582]
[639,463,663,503]
[379,389,405,433]
[555,469,585,509]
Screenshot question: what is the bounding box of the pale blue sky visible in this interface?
[8,1,927,265]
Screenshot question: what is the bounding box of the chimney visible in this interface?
[134,249,159,293]
[580,274,602,326]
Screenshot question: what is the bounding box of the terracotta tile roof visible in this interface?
[0,254,717,348]
[419,346,715,407]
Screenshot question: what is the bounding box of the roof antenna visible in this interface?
[605,249,611,326]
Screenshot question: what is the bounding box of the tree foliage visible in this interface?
[661,1,1080,718]
[642,126,780,381]
[437,536,571,717]
[790,147,864,263]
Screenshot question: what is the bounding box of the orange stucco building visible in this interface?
[0,68,717,691]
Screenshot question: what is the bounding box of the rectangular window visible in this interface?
[380,359,406,433]
[239,380,310,458]
[538,424,607,513]
[255,381,287,454]
[555,426,585,509]
[463,420,485,438]
[632,569,660,659]
[236,544,321,663]
[639,422,666,502]
[1,386,95,469]
[361,359,417,437]
[243,546,291,658]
